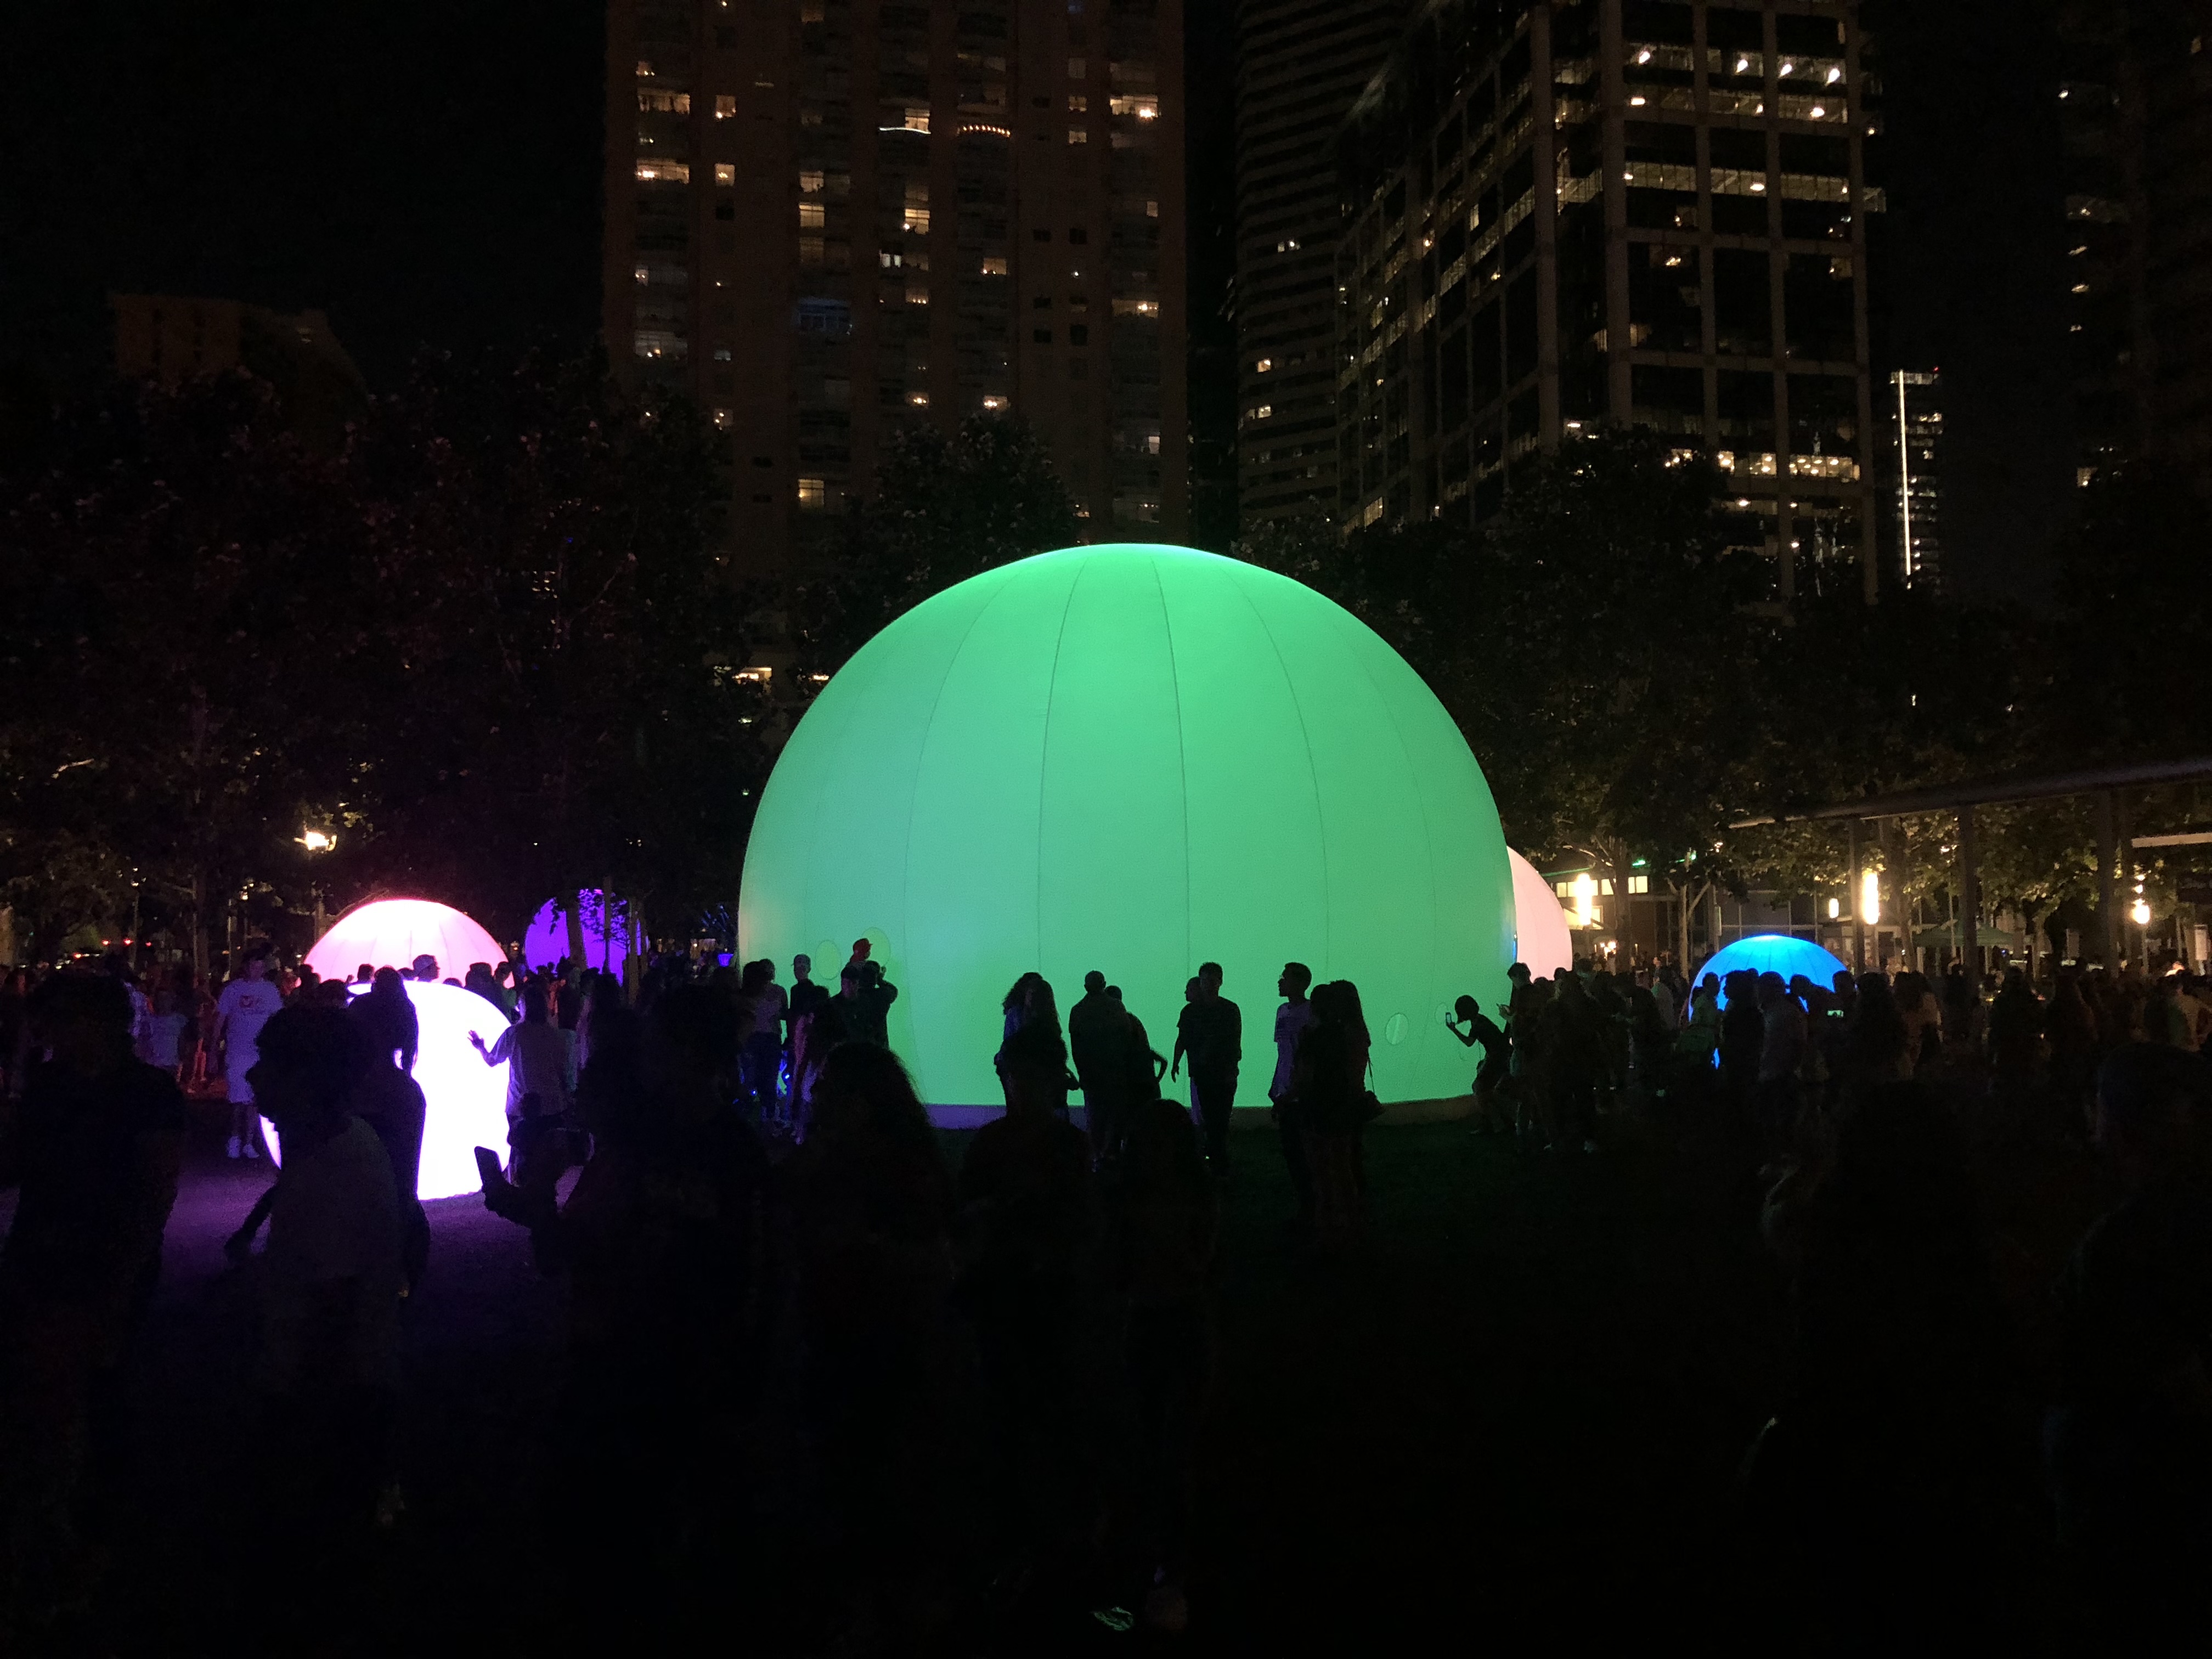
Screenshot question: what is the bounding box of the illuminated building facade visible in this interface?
[1334,0,1884,601]
[1234,0,1413,527]
[110,293,366,444]
[1878,366,1940,589]
[601,0,1187,579]
[2056,1,2212,490]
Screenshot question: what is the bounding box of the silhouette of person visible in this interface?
[1446,994,1510,1132]
[1268,963,1318,1222]
[1070,970,1135,1163]
[0,973,188,1616]
[1171,962,1240,1172]
[957,1021,1102,1598]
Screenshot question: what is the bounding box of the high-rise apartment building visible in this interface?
[1334,0,1883,600]
[2056,0,2212,490]
[1234,0,1413,527]
[603,0,1187,579]
[1878,366,1940,589]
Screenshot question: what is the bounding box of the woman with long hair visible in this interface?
[1293,980,1373,1245]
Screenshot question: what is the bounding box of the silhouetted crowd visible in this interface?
[1,941,2209,1647]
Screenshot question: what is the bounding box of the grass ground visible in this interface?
[22,1086,2106,1652]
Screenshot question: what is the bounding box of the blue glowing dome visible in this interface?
[1699,934,1850,1003]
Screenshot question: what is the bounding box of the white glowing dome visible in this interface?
[305,898,505,984]
[1509,850,1575,980]
[264,980,514,1202]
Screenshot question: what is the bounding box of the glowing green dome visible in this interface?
[738,544,1513,1105]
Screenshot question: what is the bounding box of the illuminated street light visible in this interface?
[1571,872,1599,929]
[2131,898,2152,928]
[298,827,336,852]
[1827,897,1841,919]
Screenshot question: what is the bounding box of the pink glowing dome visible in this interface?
[264,979,512,1201]
[1509,850,1575,980]
[304,898,505,984]
[521,890,635,974]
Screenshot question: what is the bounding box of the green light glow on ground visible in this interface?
[738,544,1514,1104]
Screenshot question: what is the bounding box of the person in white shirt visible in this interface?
[216,947,286,1159]
[245,1005,403,1573]
[470,981,576,1173]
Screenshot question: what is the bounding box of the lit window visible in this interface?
[1109,95,1159,119]
[713,346,732,362]
[636,160,691,182]
[799,170,823,192]
[715,163,735,185]
[1068,57,1085,76]
[2071,281,2089,294]
[1826,65,1843,84]
[1629,95,1646,105]
[1808,104,1825,118]
[908,391,929,405]
[1249,404,1272,420]
[1628,874,1649,895]
[712,408,733,429]
[904,106,930,132]
[906,283,929,304]
[1635,47,1651,63]
[904,207,931,233]
[798,477,827,509]
[1146,432,1161,455]
[637,59,654,77]
[800,201,825,227]
[715,95,736,119]
[633,329,686,360]
[639,89,691,113]
[1069,94,1087,111]
[1146,199,1159,217]
[1068,127,1087,143]
[634,265,650,285]
[1255,357,1272,372]
[982,394,1007,410]
[981,256,1008,274]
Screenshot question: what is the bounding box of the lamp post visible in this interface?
[298,828,335,940]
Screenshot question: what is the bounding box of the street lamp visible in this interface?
[297,828,335,852]
[2131,897,2152,928]
[1570,872,1598,930]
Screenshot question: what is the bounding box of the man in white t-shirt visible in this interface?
[470,981,575,1175]
[216,947,286,1159]
[245,1004,403,1567]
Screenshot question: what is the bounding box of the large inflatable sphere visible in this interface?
[305,898,504,984]
[1509,850,1575,980]
[1701,933,1851,1005]
[522,890,634,975]
[266,980,512,1201]
[738,544,1514,1104]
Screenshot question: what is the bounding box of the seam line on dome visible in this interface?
[1150,556,1193,972]
[902,570,1025,1058]
[1226,565,1330,977]
[1032,558,1085,965]
[1330,603,1440,1073]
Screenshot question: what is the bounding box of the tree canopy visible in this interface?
[0,351,763,964]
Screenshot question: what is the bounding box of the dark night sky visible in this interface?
[3,0,2073,601]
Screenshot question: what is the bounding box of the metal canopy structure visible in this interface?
[1729,757,2212,974]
